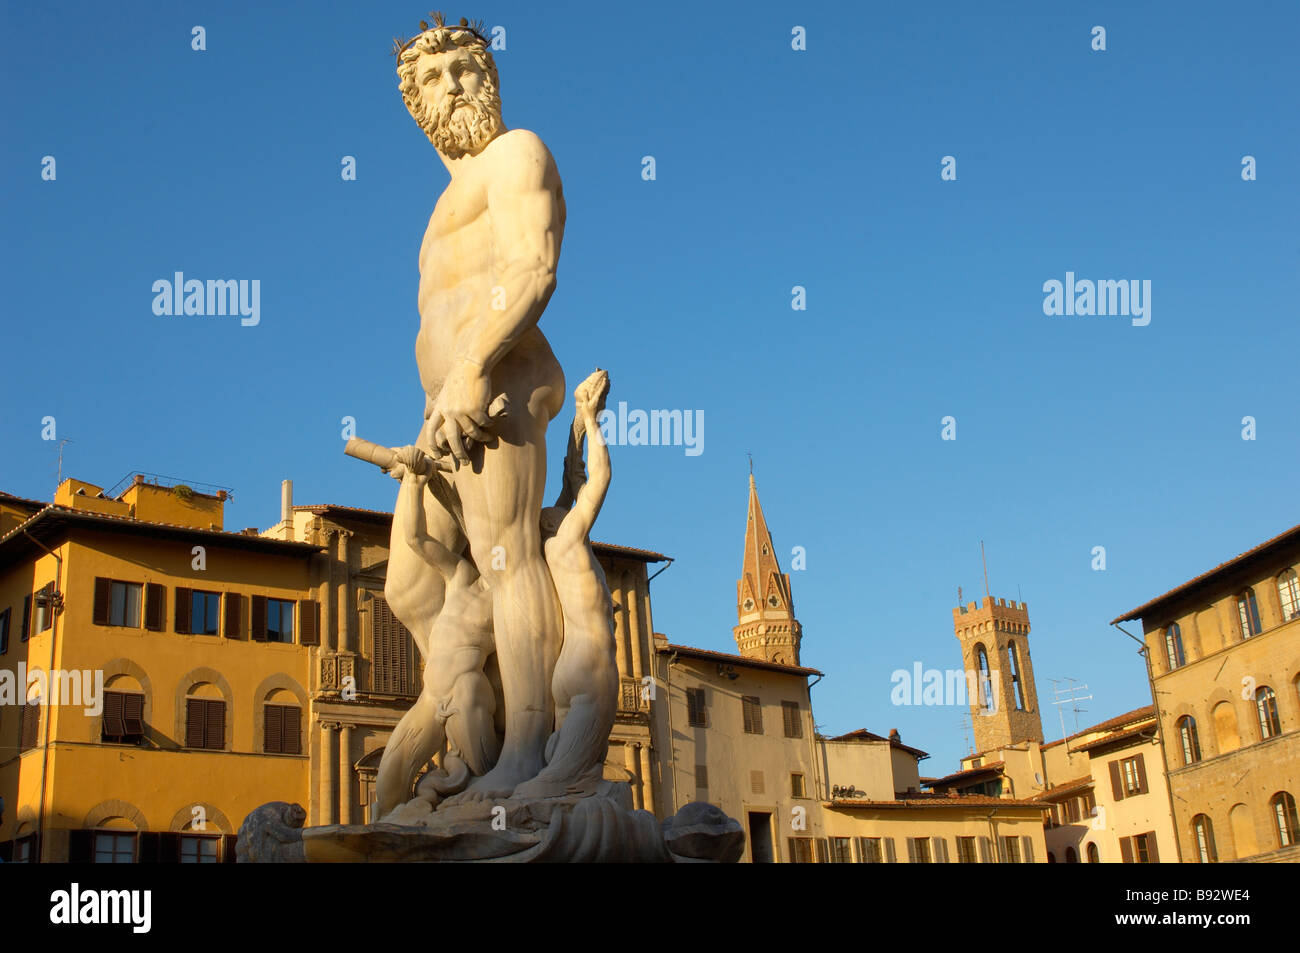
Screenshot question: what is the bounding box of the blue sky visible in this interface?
[2,1,1297,773]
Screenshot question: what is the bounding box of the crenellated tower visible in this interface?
[733,473,802,666]
[953,596,1043,752]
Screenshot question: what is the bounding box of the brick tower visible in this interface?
[733,472,802,666]
[952,596,1043,752]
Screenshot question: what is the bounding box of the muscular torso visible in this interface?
[415,131,566,400]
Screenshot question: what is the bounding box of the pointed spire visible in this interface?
[734,467,802,665]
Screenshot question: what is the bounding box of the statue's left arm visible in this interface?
[427,132,564,464]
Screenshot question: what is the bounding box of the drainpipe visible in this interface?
[22,530,62,863]
[1113,621,1184,863]
[806,674,824,801]
[664,650,678,814]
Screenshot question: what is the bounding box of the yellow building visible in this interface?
[932,596,1176,862]
[1113,521,1300,863]
[1,475,320,862]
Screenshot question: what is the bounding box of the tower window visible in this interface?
[1008,641,1026,711]
[1256,686,1281,739]
[1177,715,1201,765]
[1278,570,1300,622]
[975,645,993,712]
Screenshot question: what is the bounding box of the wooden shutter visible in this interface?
[224,593,242,639]
[1135,753,1148,794]
[20,699,40,751]
[884,837,897,863]
[284,705,301,755]
[264,704,283,753]
[123,692,145,736]
[979,836,992,863]
[1109,760,1124,801]
[68,829,93,862]
[783,701,801,738]
[21,594,31,641]
[175,587,192,634]
[853,837,863,863]
[935,837,949,863]
[93,577,112,625]
[1022,836,1035,863]
[1119,836,1134,863]
[815,838,829,864]
[185,698,206,747]
[205,699,225,750]
[906,838,918,863]
[144,583,165,630]
[299,599,320,646]
[1146,832,1160,863]
[250,595,267,641]
[137,832,162,863]
[102,691,126,737]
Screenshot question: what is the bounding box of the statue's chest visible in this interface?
[427,180,490,242]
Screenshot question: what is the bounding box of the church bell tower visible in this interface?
[733,472,802,666]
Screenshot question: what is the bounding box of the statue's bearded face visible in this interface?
[402,44,502,158]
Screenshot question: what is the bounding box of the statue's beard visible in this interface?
[427,91,502,158]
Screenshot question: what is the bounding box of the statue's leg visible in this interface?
[374,690,447,818]
[447,374,564,801]
[444,669,502,775]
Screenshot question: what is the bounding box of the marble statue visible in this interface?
[238,13,742,863]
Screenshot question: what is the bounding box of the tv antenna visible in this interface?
[55,438,74,488]
[1049,677,1093,746]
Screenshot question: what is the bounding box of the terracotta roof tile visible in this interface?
[658,643,823,676]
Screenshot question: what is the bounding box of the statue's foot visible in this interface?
[511,764,602,802]
[440,761,530,806]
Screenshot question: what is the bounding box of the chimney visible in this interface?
[889,729,901,743]
[281,480,294,540]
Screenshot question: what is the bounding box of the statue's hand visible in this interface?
[574,368,610,420]
[425,362,493,466]
[394,445,431,482]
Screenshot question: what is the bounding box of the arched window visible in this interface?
[1086,842,1099,863]
[1164,624,1186,670]
[1177,715,1202,765]
[1192,814,1217,863]
[975,644,993,712]
[1255,686,1281,740]
[1278,570,1300,623]
[1007,641,1026,711]
[1236,589,1262,639]
[1065,846,1078,863]
[1271,792,1298,848]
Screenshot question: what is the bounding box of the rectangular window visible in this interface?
[830,837,853,864]
[742,695,763,734]
[109,582,142,627]
[371,595,419,695]
[185,697,226,750]
[0,607,9,655]
[266,598,295,643]
[787,837,813,863]
[1065,799,1081,823]
[790,772,806,798]
[956,836,977,863]
[1120,754,1147,795]
[35,583,54,632]
[858,837,884,863]
[1134,832,1151,863]
[1083,791,1096,815]
[910,837,932,863]
[1002,835,1021,863]
[695,764,708,791]
[782,700,802,738]
[19,699,40,752]
[101,691,145,744]
[1237,590,1262,638]
[93,832,137,863]
[179,835,220,863]
[263,704,302,754]
[686,687,707,727]
[191,591,221,636]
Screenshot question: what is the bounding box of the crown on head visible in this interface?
[392,11,490,62]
